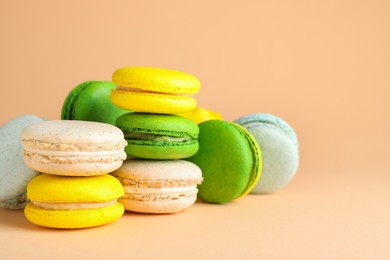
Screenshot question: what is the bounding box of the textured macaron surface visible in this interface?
[116,113,199,139]
[61,81,127,125]
[27,174,124,203]
[112,159,203,181]
[235,113,299,193]
[112,66,200,94]
[187,120,260,204]
[116,113,199,159]
[0,115,44,209]
[22,120,126,146]
[235,113,298,148]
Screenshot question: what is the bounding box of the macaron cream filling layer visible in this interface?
[23,151,127,164]
[116,177,203,202]
[22,140,128,164]
[122,189,198,202]
[22,139,128,151]
[124,132,193,142]
[115,86,194,98]
[117,177,203,188]
[31,200,118,210]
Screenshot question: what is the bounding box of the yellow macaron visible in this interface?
[110,66,200,114]
[24,174,124,229]
[176,107,222,124]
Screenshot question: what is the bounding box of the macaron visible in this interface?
[235,113,299,193]
[186,120,262,204]
[0,115,44,209]
[176,107,222,124]
[110,66,200,114]
[116,113,199,159]
[24,174,124,229]
[111,159,203,214]
[21,120,127,176]
[61,81,128,125]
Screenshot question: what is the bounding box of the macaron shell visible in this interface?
[24,202,124,229]
[0,191,28,210]
[110,91,197,114]
[119,195,197,214]
[23,157,126,177]
[61,81,128,125]
[112,159,202,180]
[176,107,223,124]
[235,113,299,148]
[0,115,44,209]
[235,113,299,193]
[22,120,126,145]
[112,66,200,94]
[116,113,199,138]
[27,174,124,203]
[186,120,255,204]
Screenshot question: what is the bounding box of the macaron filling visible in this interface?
[116,177,203,202]
[22,139,128,151]
[31,200,118,210]
[122,189,198,202]
[124,132,193,142]
[22,139,128,164]
[115,86,194,98]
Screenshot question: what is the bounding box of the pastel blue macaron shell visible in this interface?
[0,115,44,209]
[234,113,299,193]
[235,113,298,148]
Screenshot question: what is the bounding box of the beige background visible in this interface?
[0,1,389,259]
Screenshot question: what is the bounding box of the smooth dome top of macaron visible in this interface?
[27,174,124,203]
[116,113,199,140]
[112,66,200,94]
[235,113,298,148]
[186,120,262,204]
[22,120,126,147]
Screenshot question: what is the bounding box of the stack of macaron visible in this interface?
[108,66,204,213]
[21,120,127,228]
[0,65,300,229]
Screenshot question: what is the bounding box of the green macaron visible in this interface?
[116,113,199,159]
[61,81,128,125]
[186,120,262,204]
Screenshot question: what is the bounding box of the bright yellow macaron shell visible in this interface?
[111,66,200,114]
[24,174,124,229]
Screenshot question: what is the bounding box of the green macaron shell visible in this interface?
[116,113,199,159]
[186,120,257,204]
[61,81,128,125]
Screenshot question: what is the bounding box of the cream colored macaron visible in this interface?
[111,159,203,214]
[21,120,127,176]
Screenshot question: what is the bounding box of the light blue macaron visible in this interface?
[234,113,299,193]
[0,115,44,209]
